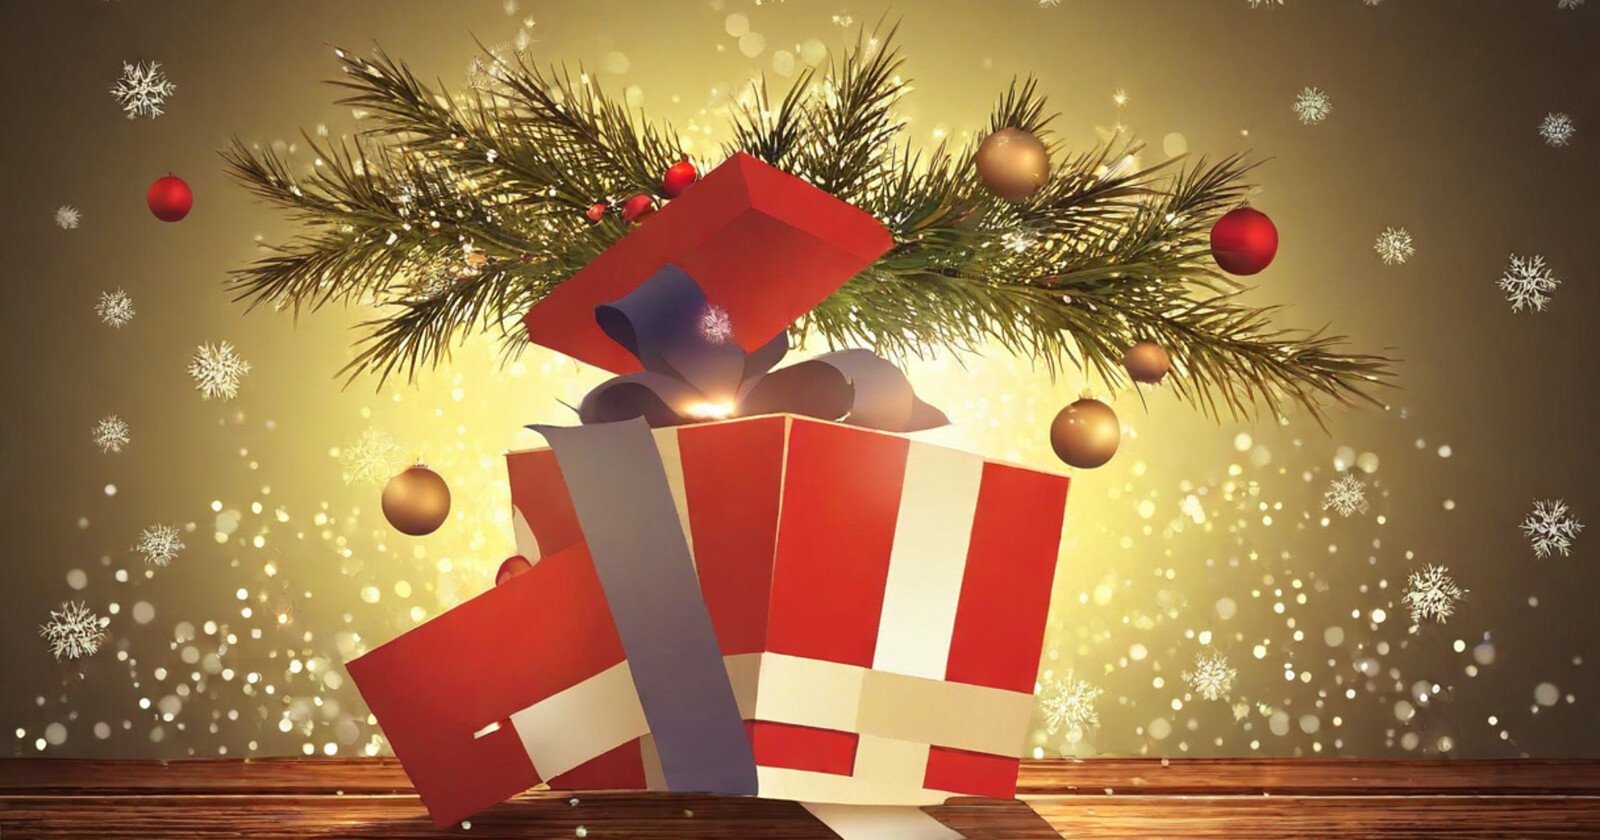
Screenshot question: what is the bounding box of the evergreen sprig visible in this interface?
[224,27,1392,420]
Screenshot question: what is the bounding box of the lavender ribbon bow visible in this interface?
[576,265,948,432]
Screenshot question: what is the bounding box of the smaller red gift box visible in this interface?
[348,415,1069,826]
[522,152,893,374]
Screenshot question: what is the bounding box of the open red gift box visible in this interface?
[348,414,1069,826]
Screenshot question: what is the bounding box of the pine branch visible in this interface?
[226,28,1393,421]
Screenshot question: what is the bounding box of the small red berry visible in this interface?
[584,202,608,223]
[661,161,699,198]
[620,194,657,223]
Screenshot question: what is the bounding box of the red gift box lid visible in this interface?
[523,152,894,374]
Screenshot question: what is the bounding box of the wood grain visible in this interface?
[2,758,1597,839]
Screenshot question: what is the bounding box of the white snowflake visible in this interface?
[1248,0,1284,7]
[699,304,733,344]
[1292,87,1333,124]
[1538,112,1576,147]
[1558,0,1585,9]
[1496,254,1560,313]
[40,601,107,662]
[110,61,176,120]
[1322,473,1369,517]
[134,524,186,567]
[1039,671,1102,736]
[340,429,409,486]
[1520,499,1584,558]
[92,415,131,454]
[1402,564,1467,625]
[1183,649,1238,701]
[95,289,136,328]
[1374,227,1415,266]
[188,341,251,401]
[55,205,81,230]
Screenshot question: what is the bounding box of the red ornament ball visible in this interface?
[621,194,657,223]
[1209,206,1278,276]
[495,555,534,586]
[147,174,193,223]
[585,202,608,223]
[661,161,699,198]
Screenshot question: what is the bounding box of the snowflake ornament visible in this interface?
[1401,565,1467,625]
[340,429,409,486]
[1374,227,1415,266]
[188,341,252,401]
[1248,0,1285,7]
[1496,254,1560,313]
[134,524,186,567]
[1292,87,1332,124]
[1558,0,1585,10]
[92,415,131,454]
[699,304,733,344]
[55,206,81,230]
[1520,499,1584,558]
[110,61,176,120]
[1183,649,1238,701]
[1040,671,1103,736]
[1538,112,1576,147]
[1322,473,1369,517]
[40,601,108,662]
[95,289,136,328]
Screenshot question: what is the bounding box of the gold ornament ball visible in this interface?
[1050,398,1121,469]
[382,465,452,536]
[976,127,1050,202]
[1122,340,1172,384]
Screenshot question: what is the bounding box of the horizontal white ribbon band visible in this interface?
[509,660,649,781]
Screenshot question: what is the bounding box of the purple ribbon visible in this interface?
[576,264,948,433]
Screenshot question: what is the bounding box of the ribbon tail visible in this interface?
[529,419,758,795]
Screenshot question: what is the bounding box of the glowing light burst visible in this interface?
[699,304,733,344]
[1292,87,1333,124]
[134,524,186,567]
[1539,112,1576,147]
[341,429,410,486]
[92,415,131,454]
[1322,473,1369,517]
[40,601,107,661]
[188,341,252,401]
[1402,564,1467,625]
[1040,671,1103,736]
[110,61,176,120]
[1183,649,1238,701]
[1520,499,1584,558]
[55,206,81,230]
[1497,254,1560,313]
[95,289,136,328]
[1374,227,1415,266]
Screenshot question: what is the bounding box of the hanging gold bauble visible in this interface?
[1049,398,1121,469]
[1122,340,1173,384]
[381,464,452,536]
[975,127,1050,202]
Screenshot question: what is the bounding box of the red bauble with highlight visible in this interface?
[661,161,698,198]
[147,174,193,223]
[620,194,657,223]
[1209,206,1278,276]
[495,555,534,586]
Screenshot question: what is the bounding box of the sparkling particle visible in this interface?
[1040,671,1103,736]
[1322,473,1369,517]
[92,415,132,454]
[1182,649,1238,701]
[110,61,177,120]
[1519,499,1584,558]
[1402,564,1467,625]
[1538,112,1576,147]
[1496,254,1560,313]
[1292,87,1333,124]
[95,289,136,328]
[40,601,107,661]
[134,524,186,567]
[55,206,82,230]
[188,341,252,401]
[699,304,733,344]
[1374,227,1415,266]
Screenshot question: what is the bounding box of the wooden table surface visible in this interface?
[3,757,1598,838]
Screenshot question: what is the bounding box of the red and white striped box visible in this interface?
[349,414,1068,826]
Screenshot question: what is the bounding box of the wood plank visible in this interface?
[5,757,1598,796]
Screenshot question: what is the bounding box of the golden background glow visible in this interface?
[3,0,1597,761]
